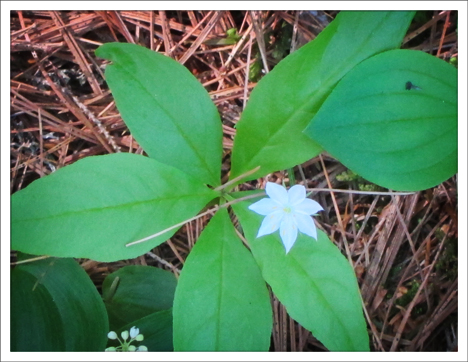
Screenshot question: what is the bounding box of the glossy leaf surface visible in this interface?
[305,49,457,191]
[173,208,272,351]
[232,199,369,351]
[230,11,415,183]
[11,257,108,351]
[96,43,223,186]
[102,265,177,331]
[11,153,218,262]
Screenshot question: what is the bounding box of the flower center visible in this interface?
[283,206,292,214]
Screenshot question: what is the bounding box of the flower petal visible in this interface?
[257,211,283,237]
[248,198,282,216]
[294,198,324,215]
[288,184,306,205]
[279,214,298,253]
[265,182,288,205]
[294,213,318,240]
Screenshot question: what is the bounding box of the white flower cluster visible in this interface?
[105,326,148,352]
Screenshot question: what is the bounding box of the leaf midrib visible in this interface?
[288,250,354,349]
[13,191,212,223]
[116,64,219,185]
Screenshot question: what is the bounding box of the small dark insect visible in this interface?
[405,81,422,91]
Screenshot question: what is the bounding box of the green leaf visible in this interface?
[113,309,174,351]
[96,43,223,187]
[11,269,65,351]
[232,199,369,352]
[11,153,218,262]
[11,257,108,351]
[173,208,272,351]
[230,11,415,182]
[305,49,457,191]
[102,265,177,331]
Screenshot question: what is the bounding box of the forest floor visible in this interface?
[10,10,458,352]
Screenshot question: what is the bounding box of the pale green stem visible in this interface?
[125,193,265,248]
[306,188,416,196]
[10,254,51,266]
[125,205,219,247]
[287,167,296,186]
[126,186,414,248]
[213,166,260,192]
[221,191,265,206]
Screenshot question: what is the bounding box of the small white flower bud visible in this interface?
[107,331,118,340]
[129,326,139,338]
[121,330,129,341]
[135,334,144,341]
[136,345,148,352]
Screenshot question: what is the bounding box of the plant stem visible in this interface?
[125,206,219,247]
[125,193,265,247]
[213,166,260,192]
[10,254,51,266]
[126,185,414,248]
[287,167,296,186]
[306,188,416,196]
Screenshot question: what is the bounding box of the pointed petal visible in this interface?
[294,198,323,215]
[257,211,283,237]
[294,213,318,240]
[265,182,288,205]
[288,184,306,205]
[279,214,298,253]
[248,198,282,215]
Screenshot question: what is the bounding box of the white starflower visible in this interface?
[248,182,323,253]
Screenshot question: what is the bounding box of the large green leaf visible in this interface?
[230,11,415,183]
[305,49,457,191]
[96,43,222,187]
[232,199,369,351]
[11,269,65,351]
[11,257,108,351]
[102,265,177,331]
[173,208,272,351]
[112,309,174,351]
[11,153,218,262]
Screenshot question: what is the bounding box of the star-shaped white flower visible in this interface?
[248,182,323,253]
